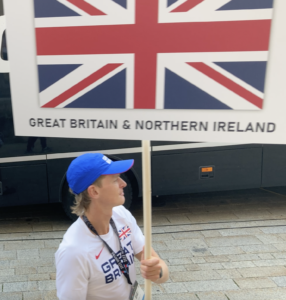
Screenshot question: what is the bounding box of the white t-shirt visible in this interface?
[55,206,145,300]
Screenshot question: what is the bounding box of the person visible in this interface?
[55,153,169,300]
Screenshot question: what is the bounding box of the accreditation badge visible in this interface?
[129,280,145,300]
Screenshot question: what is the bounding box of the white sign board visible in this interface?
[3,0,286,143]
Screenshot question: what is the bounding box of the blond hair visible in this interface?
[70,176,103,216]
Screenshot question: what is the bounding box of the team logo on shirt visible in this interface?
[118,225,131,241]
[101,241,135,284]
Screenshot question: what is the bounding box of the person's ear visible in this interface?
[87,184,99,199]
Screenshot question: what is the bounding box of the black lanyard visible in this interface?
[82,215,132,285]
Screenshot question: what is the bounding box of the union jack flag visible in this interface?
[33,0,274,110]
[118,225,131,241]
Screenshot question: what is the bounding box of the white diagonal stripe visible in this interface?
[165,0,230,13]
[39,64,91,107]
[156,52,267,110]
[160,0,273,23]
[35,0,134,27]
[54,65,126,108]
[86,0,130,15]
[205,62,264,99]
[38,54,133,108]
[57,0,89,16]
[166,59,260,110]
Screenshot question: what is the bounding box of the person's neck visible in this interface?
[84,206,113,235]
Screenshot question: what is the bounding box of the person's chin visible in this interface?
[120,195,125,205]
[115,195,125,206]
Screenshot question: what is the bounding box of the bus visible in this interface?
[1,2,286,221]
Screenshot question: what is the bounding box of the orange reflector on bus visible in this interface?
[201,167,213,173]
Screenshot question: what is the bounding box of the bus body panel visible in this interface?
[0,164,48,207]
[262,144,286,187]
[152,147,262,195]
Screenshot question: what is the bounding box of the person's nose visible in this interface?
[120,177,127,188]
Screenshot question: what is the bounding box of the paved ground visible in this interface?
[1,188,286,299]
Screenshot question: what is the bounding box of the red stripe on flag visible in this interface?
[66,0,106,15]
[36,21,271,56]
[42,64,122,108]
[171,0,204,12]
[133,0,158,109]
[188,62,263,109]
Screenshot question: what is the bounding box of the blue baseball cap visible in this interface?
[67,153,134,195]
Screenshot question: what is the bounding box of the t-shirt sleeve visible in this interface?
[55,247,89,300]
[119,206,145,255]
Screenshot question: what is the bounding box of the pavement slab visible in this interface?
[238,266,286,278]
[172,231,204,239]
[209,246,244,256]
[205,236,262,247]
[184,264,201,271]
[4,241,45,251]
[186,212,239,223]
[0,292,23,300]
[152,293,198,300]
[162,282,188,293]
[260,226,286,234]
[216,269,242,279]
[239,244,279,254]
[271,276,286,287]
[196,291,229,300]
[227,253,260,261]
[252,259,286,267]
[222,261,256,269]
[273,243,286,251]
[272,252,286,259]
[184,279,239,292]
[226,288,286,300]
[200,230,222,238]
[191,257,206,264]
[152,233,174,242]
[258,253,274,260]
[218,228,262,236]
[158,249,192,259]
[165,239,208,251]
[234,277,277,289]
[168,258,194,266]
[167,215,192,224]
[255,234,285,244]
[23,291,43,300]
[204,255,229,263]
[197,263,224,270]
[171,270,221,282]
[0,269,15,276]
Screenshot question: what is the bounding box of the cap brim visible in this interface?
[101,159,134,175]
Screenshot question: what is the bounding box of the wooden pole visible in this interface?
[142,140,152,300]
